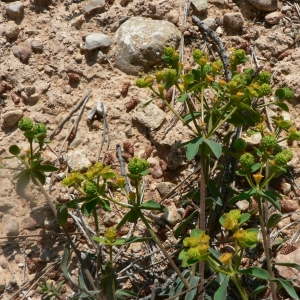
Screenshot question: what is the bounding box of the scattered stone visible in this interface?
[68,72,81,83]
[21,217,38,229]
[191,0,208,14]
[6,218,19,236]
[40,248,52,263]
[247,0,277,11]
[74,53,83,62]
[202,18,217,30]
[162,204,181,226]
[31,40,44,53]
[63,149,91,171]
[275,248,300,289]
[2,110,23,126]
[215,26,223,36]
[290,213,299,222]
[265,11,282,24]
[65,85,72,94]
[6,1,24,20]
[12,45,32,63]
[30,206,54,227]
[235,200,250,212]
[157,182,176,198]
[85,33,112,51]
[71,15,85,29]
[282,182,291,195]
[166,10,179,25]
[84,0,105,15]
[5,21,19,39]
[103,212,117,227]
[27,93,40,103]
[133,100,166,130]
[152,165,164,179]
[223,12,244,29]
[114,17,181,74]
[244,133,262,147]
[130,242,142,253]
[281,5,292,12]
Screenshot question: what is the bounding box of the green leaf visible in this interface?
[36,164,59,172]
[124,236,153,244]
[183,74,194,84]
[228,189,256,204]
[139,200,168,212]
[186,137,203,161]
[274,102,289,111]
[203,139,222,158]
[185,276,200,300]
[9,145,21,155]
[213,275,229,300]
[31,169,46,185]
[116,210,139,230]
[251,163,261,173]
[92,236,107,244]
[81,198,98,217]
[274,262,300,271]
[251,285,268,298]
[24,130,35,139]
[116,289,138,299]
[178,93,188,102]
[258,189,281,211]
[239,213,251,225]
[267,213,282,229]
[174,210,198,239]
[13,168,30,180]
[61,245,71,282]
[275,88,287,101]
[57,204,68,226]
[183,112,202,125]
[238,267,271,280]
[31,159,43,167]
[271,278,299,300]
[188,82,205,92]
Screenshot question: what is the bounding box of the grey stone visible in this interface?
[223,12,244,29]
[6,1,24,20]
[244,133,262,147]
[84,0,105,15]
[162,204,181,226]
[152,165,164,179]
[5,21,19,39]
[191,0,208,14]
[114,17,181,75]
[254,30,294,57]
[2,110,23,126]
[157,182,176,198]
[6,218,19,236]
[63,149,91,171]
[166,10,179,25]
[31,40,44,53]
[247,0,277,11]
[85,33,112,50]
[202,18,217,30]
[235,200,250,212]
[275,248,300,289]
[12,45,32,63]
[40,248,52,263]
[265,11,282,24]
[133,100,166,130]
[281,5,292,12]
[21,217,38,229]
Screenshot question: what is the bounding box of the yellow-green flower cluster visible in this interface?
[233,229,259,248]
[136,76,154,88]
[274,149,293,166]
[258,71,271,84]
[62,171,84,187]
[104,227,117,244]
[85,162,103,180]
[183,231,210,260]
[83,180,98,195]
[223,209,241,230]
[128,157,149,175]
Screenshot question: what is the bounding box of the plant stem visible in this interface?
[257,195,277,300]
[93,207,100,236]
[232,273,248,300]
[138,211,190,290]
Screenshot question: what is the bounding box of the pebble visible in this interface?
[215,26,223,36]
[265,12,282,25]
[223,12,244,29]
[63,149,91,171]
[6,1,24,20]
[282,5,292,13]
[282,182,291,195]
[202,18,218,30]
[84,0,105,15]
[191,0,208,14]
[247,0,277,11]
[31,40,44,53]
[27,93,39,103]
[40,248,52,263]
[74,53,83,62]
[21,217,38,229]
[152,165,164,179]
[2,109,23,126]
[166,10,179,25]
[235,200,250,212]
[12,45,32,63]
[156,182,176,198]
[5,21,19,39]
[244,133,262,147]
[65,85,72,94]
[6,218,19,236]
[85,33,112,51]
[290,213,299,222]
[162,204,181,226]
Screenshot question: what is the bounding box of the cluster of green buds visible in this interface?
[127,157,149,175]
[230,49,248,70]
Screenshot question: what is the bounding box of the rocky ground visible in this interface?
[1,0,300,299]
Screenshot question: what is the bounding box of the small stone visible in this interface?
[290,213,299,222]
[65,85,72,94]
[152,165,164,179]
[74,53,83,62]
[12,45,32,63]
[2,109,23,126]
[157,182,176,198]
[202,18,217,30]
[215,26,223,36]
[63,149,91,171]
[40,248,52,263]
[265,11,282,24]
[282,182,291,195]
[21,217,38,229]
[166,10,179,25]
[5,21,19,39]
[68,72,80,83]
[31,40,44,53]
[247,0,277,11]
[85,33,112,51]
[162,204,181,226]
[223,12,244,29]
[244,133,262,147]
[235,200,250,212]
[191,0,208,14]
[130,242,142,253]
[6,1,24,20]
[103,212,116,227]
[27,93,40,103]
[282,5,292,12]
[84,0,105,15]
[6,218,19,236]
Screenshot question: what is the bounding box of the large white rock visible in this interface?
[114,17,181,75]
[85,33,112,51]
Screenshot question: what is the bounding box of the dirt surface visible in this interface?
[1,0,300,299]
